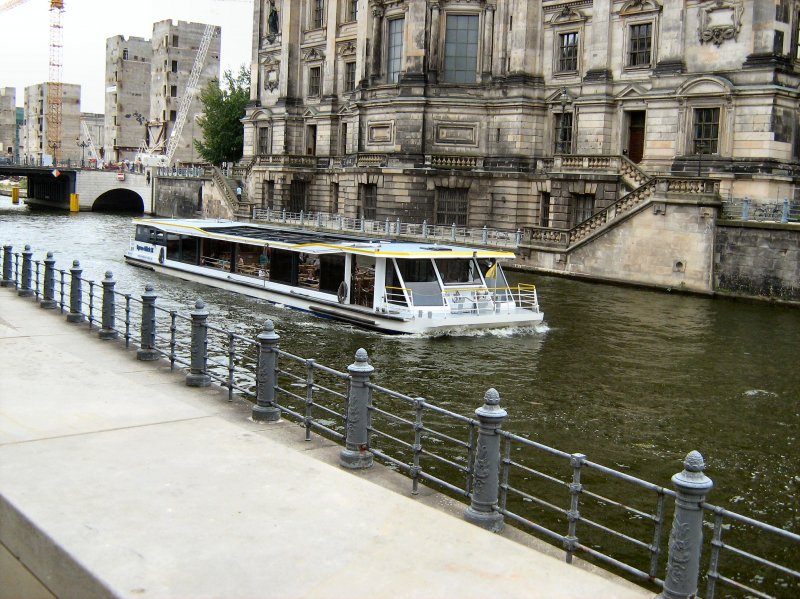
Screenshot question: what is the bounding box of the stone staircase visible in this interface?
[210,166,253,219]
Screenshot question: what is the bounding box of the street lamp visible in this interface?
[48,140,60,166]
[694,140,707,178]
[76,137,89,168]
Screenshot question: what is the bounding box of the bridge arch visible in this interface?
[92,188,145,213]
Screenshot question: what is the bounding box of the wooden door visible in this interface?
[627,112,646,164]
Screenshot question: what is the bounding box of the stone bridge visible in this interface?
[0,164,151,212]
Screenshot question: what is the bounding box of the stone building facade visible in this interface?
[22,83,81,165]
[104,21,220,165]
[240,0,800,233]
[0,88,15,159]
[104,35,153,163]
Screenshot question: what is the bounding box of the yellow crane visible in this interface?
[0,0,65,162]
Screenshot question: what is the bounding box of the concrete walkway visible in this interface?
[0,287,651,599]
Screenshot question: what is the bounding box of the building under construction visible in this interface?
[104,20,221,164]
[21,82,81,165]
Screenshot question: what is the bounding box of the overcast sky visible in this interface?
[0,0,254,113]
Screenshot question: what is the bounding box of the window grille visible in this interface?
[387,18,404,83]
[554,112,573,154]
[628,23,652,66]
[258,128,270,155]
[347,0,357,22]
[345,62,356,92]
[541,192,551,227]
[436,188,468,226]
[360,184,377,220]
[558,32,579,72]
[289,181,307,213]
[573,194,595,225]
[309,66,321,96]
[693,107,720,154]
[313,0,325,28]
[443,14,479,83]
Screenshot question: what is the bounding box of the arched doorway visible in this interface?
[92,189,144,213]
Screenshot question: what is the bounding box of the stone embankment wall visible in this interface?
[519,197,718,293]
[152,177,235,220]
[714,222,800,302]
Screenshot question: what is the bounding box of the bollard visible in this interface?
[464,388,507,532]
[18,245,34,297]
[40,252,57,309]
[1,245,12,287]
[658,451,714,599]
[98,271,118,339]
[66,260,85,322]
[252,319,281,421]
[186,299,211,387]
[340,348,374,469]
[137,284,159,361]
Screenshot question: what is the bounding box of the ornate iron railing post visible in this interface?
[99,271,118,340]
[464,388,506,532]
[253,320,281,421]
[658,451,714,599]
[18,245,34,298]
[41,251,57,309]
[66,260,85,322]
[781,198,790,224]
[186,299,211,387]
[137,284,159,361]
[741,197,751,221]
[340,348,374,469]
[1,245,13,288]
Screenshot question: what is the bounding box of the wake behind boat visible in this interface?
[124,218,543,334]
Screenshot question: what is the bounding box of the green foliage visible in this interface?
[194,66,250,165]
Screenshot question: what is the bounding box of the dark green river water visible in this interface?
[2,198,797,595]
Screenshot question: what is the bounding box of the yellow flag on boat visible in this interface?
[485,262,497,279]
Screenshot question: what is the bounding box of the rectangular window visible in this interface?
[628,23,652,66]
[573,194,595,225]
[540,192,551,227]
[171,60,178,73]
[436,187,468,226]
[262,180,275,209]
[345,61,356,92]
[360,184,377,220]
[313,0,325,28]
[289,181,307,213]
[387,18,404,83]
[170,85,178,98]
[308,66,321,96]
[347,0,357,22]
[554,112,573,154]
[306,124,317,155]
[258,127,270,155]
[558,32,579,72]
[443,14,479,84]
[122,48,129,60]
[340,122,348,155]
[693,107,720,154]
[172,34,179,47]
[169,110,177,122]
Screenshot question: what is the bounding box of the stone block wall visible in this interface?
[714,223,800,301]
[153,177,205,218]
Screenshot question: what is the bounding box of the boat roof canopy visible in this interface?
[134,218,516,259]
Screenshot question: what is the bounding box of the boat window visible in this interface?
[385,259,408,307]
[135,225,152,242]
[201,238,235,271]
[166,233,181,260]
[319,254,345,294]
[479,259,510,298]
[181,236,199,265]
[270,248,299,286]
[394,258,443,306]
[235,243,265,277]
[434,258,475,285]
[352,255,376,307]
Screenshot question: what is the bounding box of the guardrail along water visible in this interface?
[2,241,798,599]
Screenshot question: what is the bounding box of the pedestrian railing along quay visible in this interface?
[721,197,800,223]
[251,208,523,249]
[3,244,799,599]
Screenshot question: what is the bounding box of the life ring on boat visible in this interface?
[337,281,348,304]
[158,247,165,264]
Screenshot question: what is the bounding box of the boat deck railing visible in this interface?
[4,243,798,599]
[381,284,542,317]
[252,208,524,249]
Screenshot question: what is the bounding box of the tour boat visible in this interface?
[124,218,543,334]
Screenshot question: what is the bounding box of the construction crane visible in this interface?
[138,23,218,168]
[0,0,65,163]
[80,119,100,165]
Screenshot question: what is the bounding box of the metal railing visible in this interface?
[3,243,798,599]
[721,197,800,223]
[154,166,208,178]
[251,208,523,249]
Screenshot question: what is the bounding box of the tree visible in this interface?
[194,66,250,165]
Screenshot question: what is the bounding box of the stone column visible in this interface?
[658,451,714,599]
[482,4,495,79]
[583,0,612,82]
[429,1,441,79]
[370,2,384,82]
[401,0,427,83]
[655,0,686,74]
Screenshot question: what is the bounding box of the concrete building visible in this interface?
[0,88,15,160]
[241,0,800,232]
[104,35,152,163]
[150,19,221,164]
[22,82,81,165]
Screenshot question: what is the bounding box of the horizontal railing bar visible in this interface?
[576,544,664,587]
[499,508,569,544]
[577,516,652,551]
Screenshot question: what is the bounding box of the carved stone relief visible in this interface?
[698,0,743,46]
